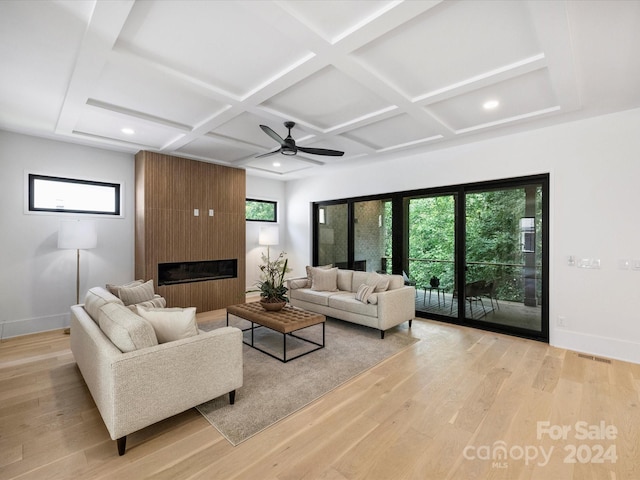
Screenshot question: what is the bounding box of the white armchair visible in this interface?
[70,288,243,455]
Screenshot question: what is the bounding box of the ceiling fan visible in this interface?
[256,121,344,158]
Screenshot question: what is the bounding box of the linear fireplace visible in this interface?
[158,259,237,286]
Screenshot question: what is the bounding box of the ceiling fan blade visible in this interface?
[297,146,344,157]
[255,149,281,158]
[260,125,286,146]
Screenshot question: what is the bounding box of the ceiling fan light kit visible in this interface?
[258,122,345,158]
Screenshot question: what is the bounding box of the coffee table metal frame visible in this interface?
[226,303,325,363]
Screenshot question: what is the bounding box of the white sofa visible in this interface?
[70,286,243,455]
[288,268,415,339]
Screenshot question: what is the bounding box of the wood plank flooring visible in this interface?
[1,311,639,479]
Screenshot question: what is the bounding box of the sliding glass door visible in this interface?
[353,199,392,273]
[462,182,545,336]
[316,203,348,268]
[408,194,457,319]
[313,174,548,341]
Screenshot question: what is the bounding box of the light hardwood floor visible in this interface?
[1,311,639,479]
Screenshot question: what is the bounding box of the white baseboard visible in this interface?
[0,312,69,340]
[551,328,640,365]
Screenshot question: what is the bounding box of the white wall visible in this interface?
[0,131,288,338]
[0,131,135,338]
[286,107,640,364]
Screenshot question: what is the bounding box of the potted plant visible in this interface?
[251,250,292,311]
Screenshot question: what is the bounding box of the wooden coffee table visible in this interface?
[226,302,325,362]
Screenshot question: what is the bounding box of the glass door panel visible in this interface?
[464,185,544,334]
[353,199,392,272]
[408,194,457,319]
[317,203,348,267]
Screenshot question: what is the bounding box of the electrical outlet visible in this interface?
[619,259,631,270]
[557,316,567,327]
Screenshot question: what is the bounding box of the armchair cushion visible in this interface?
[84,287,124,322]
[136,306,199,343]
[98,303,158,353]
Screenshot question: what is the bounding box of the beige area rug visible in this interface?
[196,316,419,446]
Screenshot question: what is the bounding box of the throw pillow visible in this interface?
[106,279,144,297]
[98,303,158,353]
[310,266,339,292]
[136,306,198,343]
[367,293,378,305]
[117,279,155,306]
[355,284,375,303]
[367,273,390,292]
[306,264,333,288]
[127,296,166,312]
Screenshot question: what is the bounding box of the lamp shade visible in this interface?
[258,225,279,246]
[58,220,97,250]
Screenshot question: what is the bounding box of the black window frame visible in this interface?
[28,174,121,216]
[245,198,278,222]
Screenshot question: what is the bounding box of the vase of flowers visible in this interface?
[251,250,291,311]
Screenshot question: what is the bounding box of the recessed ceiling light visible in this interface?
[121,128,135,135]
[483,100,500,110]
[273,162,281,167]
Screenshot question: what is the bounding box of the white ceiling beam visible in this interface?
[55,1,135,134]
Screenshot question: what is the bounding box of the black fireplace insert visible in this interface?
[158,259,237,286]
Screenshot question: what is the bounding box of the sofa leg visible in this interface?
[117,436,126,456]
[229,390,236,405]
[409,319,413,328]
[380,329,385,339]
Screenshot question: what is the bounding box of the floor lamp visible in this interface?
[258,225,279,262]
[58,220,97,332]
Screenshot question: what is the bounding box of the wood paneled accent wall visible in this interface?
[135,151,246,312]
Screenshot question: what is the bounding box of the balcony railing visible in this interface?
[406,257,542,304]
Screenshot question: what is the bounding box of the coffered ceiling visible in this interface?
[1,0,639,178]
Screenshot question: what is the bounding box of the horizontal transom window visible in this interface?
[28,174,121,215]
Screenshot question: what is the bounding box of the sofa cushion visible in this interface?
[288,278,309,290]
[84,287,124,323]
[387,274,405,290]
[305,264,333,287]
[289,288,334,306]
[117,279,155,306]
[98,303,158,353]
[337,269,353,291]
[355,284,375,303]
[105,279,144,297]
[311,267,339,292]
[328,293,378,318]
[351,271,372,292]
[136,306,198,343]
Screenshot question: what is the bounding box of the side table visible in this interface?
[424,286,446,307]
